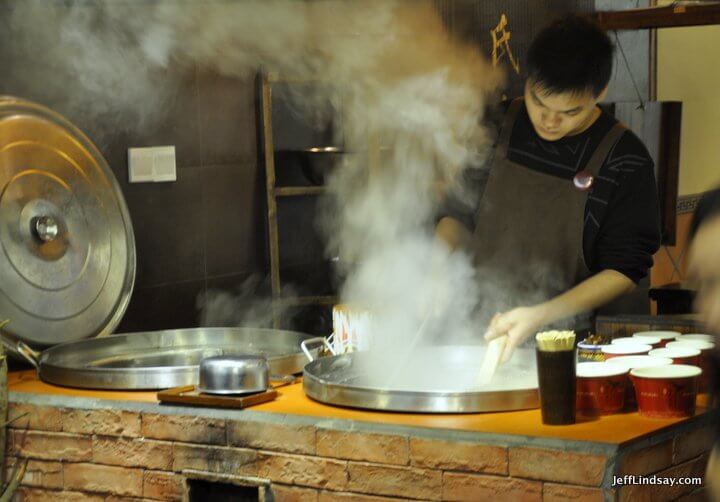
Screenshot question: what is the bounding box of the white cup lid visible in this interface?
[577,362,628,378]
[667,340,715,351]
[614,336,660,345]
[633,330,681,340]
[630,364,702,379]
[602,344,652,355]
[612,337,638,344]
[606,355,673,369]
[678,334,714,342]
[649,347,701,359]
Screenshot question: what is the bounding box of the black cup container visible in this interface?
[536,348,576,425]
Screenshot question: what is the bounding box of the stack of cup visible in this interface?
[576,362,628,416]
[666,336,715,392]
[630,365,702,418]
[605,356,673,411]
[633,330,681,348]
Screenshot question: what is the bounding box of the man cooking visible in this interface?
[437,15,661,363]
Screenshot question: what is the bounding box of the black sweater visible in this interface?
[443,101,662,284]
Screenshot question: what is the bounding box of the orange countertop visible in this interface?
[9,370,710,446]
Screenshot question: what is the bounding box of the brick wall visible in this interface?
[4,402,712,501]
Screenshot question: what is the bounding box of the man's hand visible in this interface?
[484,270,635,364]
[484,305,548,363]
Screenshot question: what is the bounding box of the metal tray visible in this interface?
[8,327,317,390]
[303,345,539,413]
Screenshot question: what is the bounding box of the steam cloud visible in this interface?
[5,0,551,383]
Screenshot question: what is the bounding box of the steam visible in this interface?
[197,274,297,329]
[4,0,552,383]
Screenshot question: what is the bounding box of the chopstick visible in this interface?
[536,330,576,352]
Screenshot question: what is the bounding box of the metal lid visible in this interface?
[0,97,135,345]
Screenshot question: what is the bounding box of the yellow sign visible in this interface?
[491,14,520,75]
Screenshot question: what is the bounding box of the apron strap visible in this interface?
[584,121,627,177]
[497,97,525,158]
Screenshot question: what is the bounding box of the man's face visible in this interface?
[523,81,605,141]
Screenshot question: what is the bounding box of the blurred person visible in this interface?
[688,188,720,334]
[687,187,720,501]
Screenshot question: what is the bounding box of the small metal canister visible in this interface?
[577,342,606,363]
[198,355,269,395]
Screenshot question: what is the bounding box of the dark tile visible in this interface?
[273,151,316,187]
[277,195,327,267]
[121,63,202,170]
[99,129,134,185]
[197,69,257,166]
[116,280,205,333]
[0,2,202,170]
[270,82,339,151]
[123,166,206,287]
[200,273,332,335]
[286,305,333,336]
[205,272,263,292]
[201,273,272,327]
[203,163,264,277]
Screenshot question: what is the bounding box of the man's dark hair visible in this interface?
[527,15,614,97]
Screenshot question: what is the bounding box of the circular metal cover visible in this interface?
[0,96,135,345]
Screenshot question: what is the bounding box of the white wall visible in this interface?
[656,22,720,195]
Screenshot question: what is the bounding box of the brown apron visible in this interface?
[473,98,626,331]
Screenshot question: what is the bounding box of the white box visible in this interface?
[128,146,177,183]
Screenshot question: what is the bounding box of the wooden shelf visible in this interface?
[274,186,327,197]
[594,3,720,30]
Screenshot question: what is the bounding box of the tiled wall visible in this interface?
[111,68,263,333]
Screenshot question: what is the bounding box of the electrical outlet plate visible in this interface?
[128,146,177,183]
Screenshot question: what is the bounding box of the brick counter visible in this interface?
[5,373,717,502]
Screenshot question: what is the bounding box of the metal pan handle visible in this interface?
[269,374,297,389]
[300,337,335,362]
[0,321,40,369]
[16,341,41,369]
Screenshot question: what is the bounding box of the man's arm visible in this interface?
[485,269,635,362]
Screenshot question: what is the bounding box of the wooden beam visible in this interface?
[274,186,327,197]
[594,3,720,30]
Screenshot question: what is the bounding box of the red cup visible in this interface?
[605,356,673,411]
[602,344,652,359]
[634,330,681,348]
[576,363,628,416]
[667,340,715,392]
[630,364,701,418]
[648,347,701,367]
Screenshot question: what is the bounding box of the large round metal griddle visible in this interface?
[17,327,317,390]
[0,96,135,345]
[304,345,539,413]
